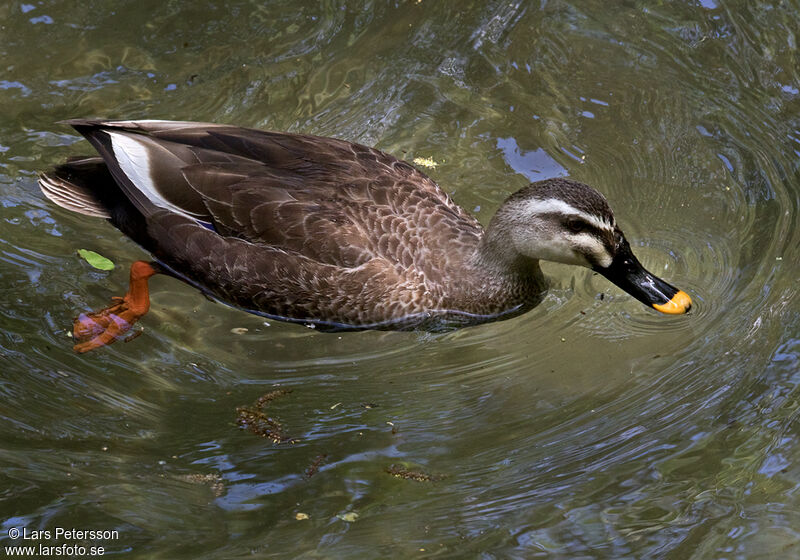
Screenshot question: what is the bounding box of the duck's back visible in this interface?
[43,120,498,328]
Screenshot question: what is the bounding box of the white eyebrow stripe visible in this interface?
[522,198,615,231]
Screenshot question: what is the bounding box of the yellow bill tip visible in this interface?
[652,290,692,315]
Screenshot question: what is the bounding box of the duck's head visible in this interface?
[489,178,691,314]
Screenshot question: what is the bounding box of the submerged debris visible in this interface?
[385,464,445,482]
[305,453,328,478]
[176,473,225,497]
[254,388,292,409]
[235,407,287,442]
[236,388,296,443]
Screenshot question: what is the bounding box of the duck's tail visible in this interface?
[38,156,112,218]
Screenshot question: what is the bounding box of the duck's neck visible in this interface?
[475,224,543,281]
[455,224,546,314]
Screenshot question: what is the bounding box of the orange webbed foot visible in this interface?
[72,299,142,353]
[72,261,158,353]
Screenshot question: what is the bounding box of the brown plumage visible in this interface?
[39,119,690,351]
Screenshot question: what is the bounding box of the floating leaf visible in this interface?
[77,249,115,271]
[412,156,437,169]
[337,512,359,523]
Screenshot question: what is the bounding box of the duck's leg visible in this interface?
[73,261,159,353]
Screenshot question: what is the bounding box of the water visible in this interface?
[1,1,799,557]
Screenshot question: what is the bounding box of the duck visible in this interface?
[39,119,691,353]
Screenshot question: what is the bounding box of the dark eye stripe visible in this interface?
[566,218,590,232]
[539,212,606,236]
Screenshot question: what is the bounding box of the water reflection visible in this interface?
[496,136,568,181]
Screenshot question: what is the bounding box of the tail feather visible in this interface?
[38,156,112,218]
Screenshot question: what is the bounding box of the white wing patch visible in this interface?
[108,119,179,126]
[522,198,615,232]
[102,119,224,131]
[108,132,192,217]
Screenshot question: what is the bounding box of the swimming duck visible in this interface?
[39,119,691,353]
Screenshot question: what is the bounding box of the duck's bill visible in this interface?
[595,245,692,315]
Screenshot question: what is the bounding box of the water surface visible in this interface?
[1,1,799,558]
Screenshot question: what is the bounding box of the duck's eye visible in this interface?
[566,219,586,233]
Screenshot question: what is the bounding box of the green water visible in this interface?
[1,1,799,558]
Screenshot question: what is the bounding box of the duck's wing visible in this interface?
[60,119,482,269]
